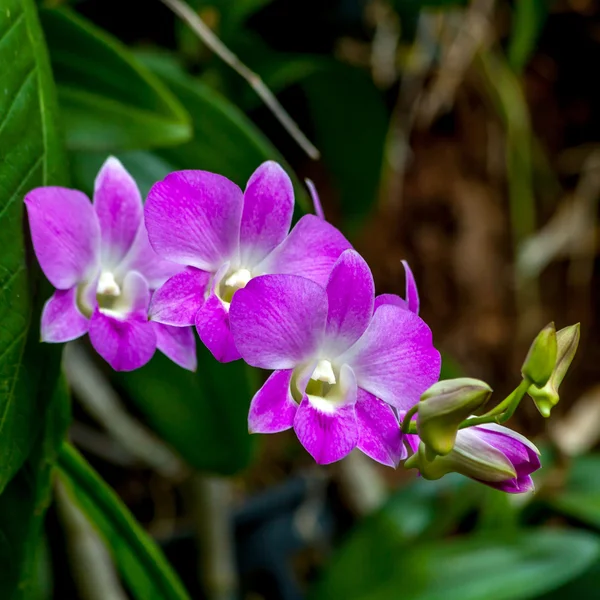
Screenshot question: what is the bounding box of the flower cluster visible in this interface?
[25,158,579,492]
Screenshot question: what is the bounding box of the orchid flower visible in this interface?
[228,249,441,466]
[25,157,196,372]
[144,161,351,363]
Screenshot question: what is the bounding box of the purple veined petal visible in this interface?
[374,293,409,313]
[88,310,156,371]
[402,260,419,315]
[149,267,210,326]
[41,287,89,343]
[248,369,298,433]
[93,157,143,268]
[153,322,197,371]
[293,364,358,464]
[255,214,352,287]
[338,304,441,411]
[323,250,374,357]
[239,161,294,267]
[485,475,536,494]
[116,224,183,290]
[195,265,240,363]
[229,274,328,370]
[356,388,406,467]
[305,178,325,220]
[145,170,243,271]
[25,187,100,289]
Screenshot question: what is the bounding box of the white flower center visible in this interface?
[219,268,252,305]
[97,271,121,297]
[311,359,336,385]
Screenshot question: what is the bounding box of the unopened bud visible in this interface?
[522,322,557,387]
[417,378,492,456]
[528,323,580,417]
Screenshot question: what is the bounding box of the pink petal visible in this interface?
[338,304,441,411]
[248,369,298,433]
[324,250,374,356]
[374,293,409,312]
[117,224,183,289]
[239,161,294,267]
[93,157,143,268]
[229,274,328,370]
[256,214,352,286]
[305,179,325,219]
[145,170,243,271]
[41,287,89,343]
[402,260,419,314]
[356,389,406,467]
[195,290,240,363]
[149,267,210,326]
[89,311,156,371]
[153,322,197,371]
[25,187,100,289]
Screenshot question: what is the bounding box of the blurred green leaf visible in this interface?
[39,8,192,151]
[0,0,68,493]
[114,346,255,475]
[311,526,600,600]
[0,376,71,599]
[134,52,309,211]
[303,64,389,230]
[549,454,600,530]
[57,443,190,600]
[508,0,550,72]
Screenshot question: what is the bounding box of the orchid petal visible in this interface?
[93,157,142,268]
[248,369,298,433]
[150,267,210,326]
[41,287,89,343]
[338,304,441,410]
[374,293,409,312]
[256,214,352,286]
[305,179,325,219]
[239,161,294,266]
[145,170,243,271]
[324,250,374,356]
[229,274,327,370]
[356,389,406,467]
[154,323,197,371]
[25,187,100,289]
[402,260,419,314]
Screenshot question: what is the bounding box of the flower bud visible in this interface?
[417,378,492,456]
[405,424,541,493]
[528,323,580,417]
[521,322,558,387]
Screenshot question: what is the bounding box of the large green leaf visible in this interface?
[39,8,191,152]
[303,64,389,230]
[57,443,190,600]
[0,376,71,599]
[0,0,68,492]
[311,526,600,600]
[114,345,256,475]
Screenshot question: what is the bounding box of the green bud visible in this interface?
[521,322,558,387]
[528,323,580,417]
[417,378,492,456]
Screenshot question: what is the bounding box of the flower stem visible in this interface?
[401,405,419,434]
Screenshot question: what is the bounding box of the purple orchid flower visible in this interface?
[144,161,351,363]
[25,157,196,372]
[228,249,441,466]
[406,423,541,493]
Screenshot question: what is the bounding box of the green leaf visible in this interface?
[549,454,600,530]
[508,0,550,72]
[0,376,71,599]
[113,346,256,475]
[0,0,68,493]
[57,443,190,600]
[39,8,192,151]
[302,64,389,230]
[311,527,600,600]
[138,52,309,211]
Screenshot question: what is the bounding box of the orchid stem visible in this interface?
[401,405,419,434]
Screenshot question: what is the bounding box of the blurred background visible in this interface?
[29,0,600,598]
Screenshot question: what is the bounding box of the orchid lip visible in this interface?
[218,266,253,306]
